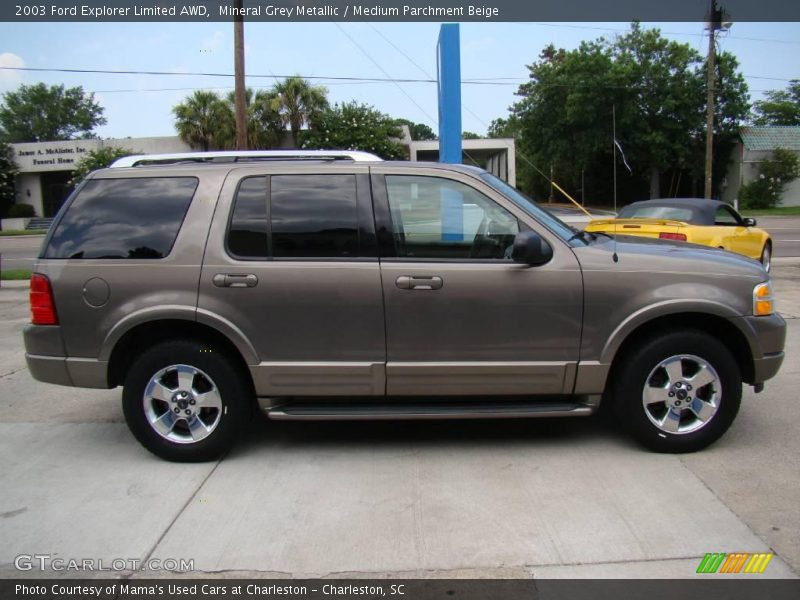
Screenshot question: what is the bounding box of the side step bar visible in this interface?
[263,399,594,421]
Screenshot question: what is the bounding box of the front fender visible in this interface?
[599,299,741,365]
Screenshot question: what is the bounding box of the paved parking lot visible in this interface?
[0,263,798,579]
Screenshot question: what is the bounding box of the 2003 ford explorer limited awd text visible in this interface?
[23,150,786,461]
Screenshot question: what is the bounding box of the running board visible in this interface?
[263,399,594,421]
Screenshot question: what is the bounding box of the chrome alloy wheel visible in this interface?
[642,354,721,435]
[142,364,223,444]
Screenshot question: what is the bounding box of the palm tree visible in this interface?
[172,91,228,151]
[270,77,329,148]
[250,90,284,149]
[221,89,284,150]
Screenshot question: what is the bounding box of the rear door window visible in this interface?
[224,174,362,260]
[45,177,198,259]
[270,175,359,259]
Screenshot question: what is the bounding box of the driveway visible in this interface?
[0,265,798,579]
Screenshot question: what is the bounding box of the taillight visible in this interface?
[659,232,687,241]
[30,273,58,325]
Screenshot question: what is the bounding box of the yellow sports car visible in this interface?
[585,198,773,271]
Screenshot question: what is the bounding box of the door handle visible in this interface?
[213,273,258,288]
[396,276,443,290]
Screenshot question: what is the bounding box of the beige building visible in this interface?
[722,126,800,208]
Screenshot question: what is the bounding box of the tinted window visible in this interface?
[618,205,694,222]
[228,177,268,258]
[270,175,358,258]
[45,177,197,259]
[386,175,519,260]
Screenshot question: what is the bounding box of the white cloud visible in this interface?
[0,52,25,93]
[201,30,226,54]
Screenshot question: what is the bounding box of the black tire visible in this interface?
[122,339,251,462]
[611,330,741,453]
[760,241,772,273]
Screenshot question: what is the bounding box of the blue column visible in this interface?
[437,23,462,164]
[437,24,463,241]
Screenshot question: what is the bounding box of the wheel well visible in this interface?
[609,313,755,385]
[107,320,253,389]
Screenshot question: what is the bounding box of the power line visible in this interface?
[3,66,794,86]
[0,65,521,85]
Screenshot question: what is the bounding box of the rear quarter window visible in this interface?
[44,177,198,259]
[618,206,694,222]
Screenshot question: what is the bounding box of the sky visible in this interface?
[1,20,799,140]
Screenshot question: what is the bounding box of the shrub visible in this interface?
[739,148,800,209]
[0,141,19,218]
[8,203,35,218]
[69,146,132,187]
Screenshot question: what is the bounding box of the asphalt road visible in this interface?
[0,236,44,273]
[3,216,799,273]
[757,216,800,258]
[0,265,798,578]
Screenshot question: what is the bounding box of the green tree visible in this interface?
[173,90,229,151]
[702,51,751,197]
[68,146,132,187]
[487,117,519,138]
[609,23,706,198]
[0,83,105,142]
[511,40,618,197]
[394,119,437,141]
[0,141,19,218]
[505,24,749,202]
[270,76,328,148]
[302,101,405,160]
[462,131,481,140]
[752,80,800,126]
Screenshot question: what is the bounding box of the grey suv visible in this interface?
[23,151,786,461]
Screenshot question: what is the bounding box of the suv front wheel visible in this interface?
[612,330,742,453]
[122,340,250,462]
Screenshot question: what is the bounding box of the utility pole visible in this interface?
[233,0,248,150]
[704,1,730,199]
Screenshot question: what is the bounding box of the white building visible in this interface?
[10,136,191,218]
[9,134,517,220]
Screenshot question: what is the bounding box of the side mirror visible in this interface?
[511,231,553,266]
[743,217,757,227]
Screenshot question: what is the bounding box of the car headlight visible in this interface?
[753,282,775,316]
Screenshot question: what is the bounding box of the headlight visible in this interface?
[753,282,775,316]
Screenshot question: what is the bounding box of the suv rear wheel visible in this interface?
[122,340,250,462]
[612,330,741,453]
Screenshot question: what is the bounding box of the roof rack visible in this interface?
[110,150,383,168]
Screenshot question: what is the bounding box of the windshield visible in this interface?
[479,173,577,243]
